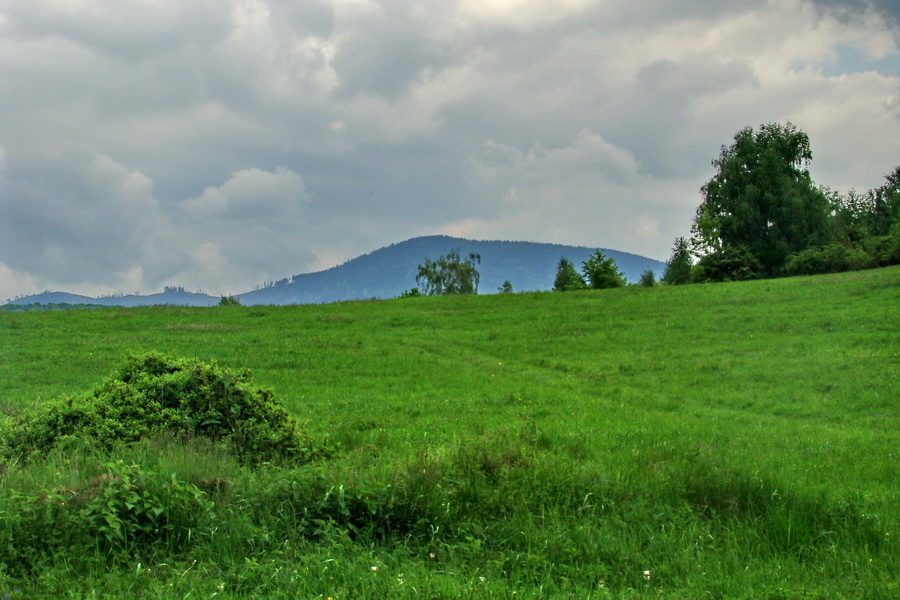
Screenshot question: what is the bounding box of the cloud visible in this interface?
[0,0,898,300]
[182,167,310,221]
[5,0,231,59]
[459,132,697,256]
[172,167,317,292]
[812,0,900,30]
[0,146,163,288]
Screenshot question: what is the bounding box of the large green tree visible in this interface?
[416,249,481,295]
[691,122,830,278]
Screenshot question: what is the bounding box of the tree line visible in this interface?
[411,122,898,297]
[664,122,899,284]
[409,247,642,297]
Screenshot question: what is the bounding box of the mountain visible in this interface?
[7,287,220,308]
[236,236,666,305]
[7,236,667,307]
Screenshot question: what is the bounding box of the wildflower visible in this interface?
[643,570,651,581]
[371,566,378,572]
[479,577,486,583]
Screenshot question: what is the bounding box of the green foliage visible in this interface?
[218,295,241,306]
[553,257,586,291]
[638,269,656,287]
[398,287,422,298]
[863,222,900,266]
[784,242,875,276]
[0,459,213,575]
[498,280,513,294]
[77,460,213,550]
[778,167,900,278]
[662,237,693,285]
[829,167,900,243]
[0,302,110,312]
[692,122,831,277]
[415,249,481,295]
[691,246,763,283]
[0,352,323,465]
[581,249,626,289]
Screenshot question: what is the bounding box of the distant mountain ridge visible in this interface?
[7,236,666,307]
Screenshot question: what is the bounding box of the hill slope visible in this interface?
[0,267,897,597]
[238,235,665,305]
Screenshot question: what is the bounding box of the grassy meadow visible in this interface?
[1,267,898,598]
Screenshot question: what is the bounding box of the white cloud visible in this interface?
[182,167,310,220]
[0,261,41,301]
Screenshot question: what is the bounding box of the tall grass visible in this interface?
[1,267,898,597]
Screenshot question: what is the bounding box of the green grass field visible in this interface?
[1,267,898,598]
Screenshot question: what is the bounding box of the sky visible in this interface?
[1,0,899,300]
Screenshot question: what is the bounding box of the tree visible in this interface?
[581,250,626,289]
[791,166,900,273]
[553,257,586,291]
[691,122,831,278]
[828,167,900,243]
[498,280,513,294]
[416,249,481,295]
[638,270,657,287]
[219,295,241,306]
[662,237,692,285]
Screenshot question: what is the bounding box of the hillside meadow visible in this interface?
[0,267,898,598]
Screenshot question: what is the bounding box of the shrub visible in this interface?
[638,270,657,287]
[784,243,874,276]
[861,222,900,267]
[0,352,325,465]
[691,246,763,282]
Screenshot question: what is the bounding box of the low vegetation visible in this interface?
[0,352,324,465]
[0,267,897,597]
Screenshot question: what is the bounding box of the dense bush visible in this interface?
[0,352,325,465]
[862,222,900,267]
[691,246,763,283]
[784,243,874,276]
